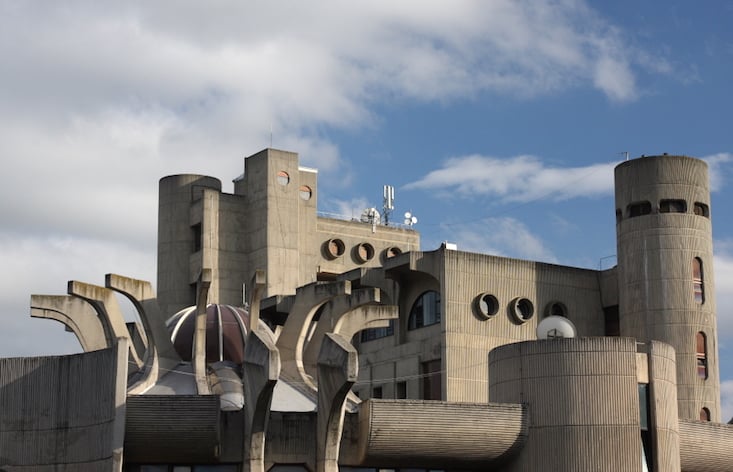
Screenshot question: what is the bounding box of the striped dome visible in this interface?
[166,304,249,365]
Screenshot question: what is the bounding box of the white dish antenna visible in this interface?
[404,211,418,226]
[536,316,577,340]
[360,207,381,225]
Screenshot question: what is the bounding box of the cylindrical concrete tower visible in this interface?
[615,155,719,421]
[157,174,222,318]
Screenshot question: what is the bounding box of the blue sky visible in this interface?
[1,1,732,417]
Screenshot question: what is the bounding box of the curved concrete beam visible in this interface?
[30,294,107,352]
[347,400,527,468]
[276,281,351,391]
[302,288,396,377]
[67,280,144,370]
[193,269,212,395]
[105,274,181,394]
[316,333,358,472]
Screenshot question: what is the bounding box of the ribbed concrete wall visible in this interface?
[615,155,719,421]
[490,337,642,472]
[0,347,123,470]
[350,399,526,468]
[124,395,220,463]
[647,341,681,471]
[679,420,733,471]
[443,250,605,403]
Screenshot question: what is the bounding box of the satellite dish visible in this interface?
[536,316,577,340]
[360,207,380,224]
[404,211,418,226]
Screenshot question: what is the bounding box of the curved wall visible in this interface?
[0,345,126,469]
[489,337,643,471]
[615,155,719,421]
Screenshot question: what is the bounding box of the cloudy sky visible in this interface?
[1,1,732,417]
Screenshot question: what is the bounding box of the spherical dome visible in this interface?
[166,304,249,365]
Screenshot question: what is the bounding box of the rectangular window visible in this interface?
[192,223,202,252]
[604,306,620,336]
[421,359,442,400]
[372,386,383,399]
[395,381,407,399]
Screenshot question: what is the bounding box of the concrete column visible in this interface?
[316,333,358,472]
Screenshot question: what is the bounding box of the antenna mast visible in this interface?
[383,185,394,225]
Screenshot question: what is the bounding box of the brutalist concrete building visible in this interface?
[2,150,732,471]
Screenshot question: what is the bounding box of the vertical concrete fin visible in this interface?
[243,327,281,472]
[194,269,212,395]
[106,273,183,394]
[316,333,358,472]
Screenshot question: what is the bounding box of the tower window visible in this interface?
[693,257,705,304]
[700,407,711,421]
[694,202,710,218]
[628,201,652,218]
[696,332,708,380]
[659,199,687,213]
[408,291,441,330]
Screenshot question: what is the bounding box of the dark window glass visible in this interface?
[421,359,442,400]
[192,223,202,252]
[395,381,407,399]
[659,199,687,213]
[696,332,708,380]
[372,386,383,399]
[604,306,620,336]
[693,258,705,304]
[360,319,395,342]
[408,291,441,330]
[628,201,652,218]
[694,202,710,217]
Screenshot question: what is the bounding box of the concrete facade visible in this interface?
[2,150,732,471]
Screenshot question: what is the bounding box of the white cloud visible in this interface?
[443,217,558,263]
[721,380,733,423]
[714,240,733,341]
[703,153,733,192]
[404,154,617,202]
[0,233,155,358]
[0,1,670,358]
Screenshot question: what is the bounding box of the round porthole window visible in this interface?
[299,185,312,200]
[510,297,534,324]
[354,242,375,263]
[324,239,345,259]
[276,171,290,186]
[544,301,567,318]
[474,293,499,320]
[384,246,402,259]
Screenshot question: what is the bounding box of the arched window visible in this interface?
[408,291,441,330]
[696,331,708,380]
[693,257,705,304]
[700,407,711,421]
